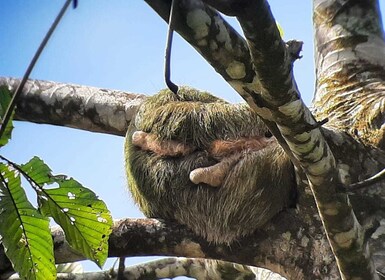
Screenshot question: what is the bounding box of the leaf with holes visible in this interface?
[0,86,14,147]
[20,156,54,185]
[0,163,56,280]
[38,178,112,267]
[19,156,112,267]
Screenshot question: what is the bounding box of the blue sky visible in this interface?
[1,0,384,273]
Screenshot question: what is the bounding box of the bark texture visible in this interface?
[2,78,385,278]
[2,0,385,279]
[0,77,145,136]
[145,0,385,278]
[0,217,336,279]
[313,0,385,149]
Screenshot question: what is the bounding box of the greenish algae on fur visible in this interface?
[125,87,296,244]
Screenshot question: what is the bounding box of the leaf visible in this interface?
[20,156,113,267]
[0,86,12,117]
[0,86,14,147]
[38,179,112,267]
[20,157,112,266]
[20,156,54,185]
[0,163,56,280]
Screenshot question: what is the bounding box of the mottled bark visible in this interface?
[2,0,385,278]
[0,77,145,136]
[7,258,284,280]
[0,216,337,280]
[313,0,385,149]
[312,1,385,278]
[144,0,303,171]
[145,0,381,278]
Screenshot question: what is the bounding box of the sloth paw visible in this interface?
[132,131,195,157]
[189,153,241,187]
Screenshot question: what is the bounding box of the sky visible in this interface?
[0,0,384,274]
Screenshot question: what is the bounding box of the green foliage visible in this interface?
[21,157,113,267]
[0,156,112,279]
[39,179,112,267]
[0,163,56,280]
[0,86,14,147]
[0,58,111,280]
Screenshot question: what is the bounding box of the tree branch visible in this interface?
[313,0,385,149]
[349,168,385,190]
[190,0,378,278]
[8,257,285,280]
[1,215,340,280]
[144,0,305,180]
[0,77,146,136]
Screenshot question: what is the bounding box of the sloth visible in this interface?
[125,87,296,244]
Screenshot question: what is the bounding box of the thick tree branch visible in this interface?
[0,77,146,136]
[313,0,385,149]
[1,215,340,280]
[8,258,285,280]
[182,0,376,278]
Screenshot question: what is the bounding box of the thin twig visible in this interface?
[117,257,125,280]
[0,0,75,139]
[164,0,179,97]
[349,167,385,190]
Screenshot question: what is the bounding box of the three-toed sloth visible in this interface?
[125,87,296,244]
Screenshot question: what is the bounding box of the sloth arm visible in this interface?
[131,131,273,187]
[132,131,195,156]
